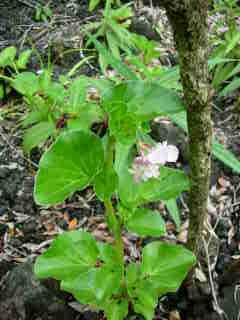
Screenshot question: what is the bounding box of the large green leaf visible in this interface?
[67,103,104,132]
[126,208,166,237]
[62,268,99,305]
[0,46,16,67]
[212,140,240,174]
[34,130,104,205]
[170,111,240,174]
[164,198,181,230]
[126,242,195,320]
[97,242,120,265]
[225,31,240,54]
[60,241,122,306]
[140,242,196,295]
[67,77,88,112]
[45,82,66,105]
[126,264,158,320]
[12,72,39,96]
[103,81,185,121]
[89,0,101,11]
[35,230,122,307]
[23,121,55,153]
[131,280,159,320]
[16,49,32,69]
[104,299,128,320]
[220,77,240,96]
[93,165,118,201]
[107,102,139,144]
[115,143,189,207]
[106,31,121,60]
[34,230,99,280]
[62,264,122,305]
[21,97,49,127]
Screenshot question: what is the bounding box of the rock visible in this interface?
[0,260,77,320]
[82,311,99,320]
[21,219,38,235]
[186,283,201,301]
[219,259,240,288]
[198,282,211,296]
[0,260,16,280]
[131,16,160,41]
[216,252,232,274]
[220,285,240,320]
[216,218,232,239]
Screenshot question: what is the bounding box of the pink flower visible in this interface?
[130,155,160,183]
[130,141,179,183]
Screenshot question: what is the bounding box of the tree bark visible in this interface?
[158,0,213,253]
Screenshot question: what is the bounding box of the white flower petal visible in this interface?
[167,145,179,162]
[147,146,168,165]
[142,164,160,181]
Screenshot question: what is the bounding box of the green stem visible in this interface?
[67,56,94,78]
[105,198,124,264]
[104,0,112,16]
[0,75,14,82]
[104,135,124,271]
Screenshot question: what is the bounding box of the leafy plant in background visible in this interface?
[0,48,103,153]
[84,0,137,71]
[90,37,240,175]
[0,46,32,99]
[210,0,240,96]
[34,79,196,320]
[15,70,109,153]
[34,3,53,22]
[89,0,121,11]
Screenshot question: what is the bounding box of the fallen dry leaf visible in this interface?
[218,176,230,188]
[169,310,181,320]
[177,220,189,243]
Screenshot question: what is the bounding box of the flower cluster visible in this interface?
[130,142,179,183]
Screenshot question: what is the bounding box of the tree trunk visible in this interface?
[159,0,213,254]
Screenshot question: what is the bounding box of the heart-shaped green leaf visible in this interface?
[164,198,181,230]
[12,72,39,96]
[141,242,196,295]
[126,242,195,320]
[126,208,165,237]
[23,121,55,153]
[61,261,121,305]
[126,264,158,320]
[93,165,118,201]
[103,81,185,121]
[34,130,104,205]
[34,230,99,280]
[0,46,16,68]
[104,299,128,320]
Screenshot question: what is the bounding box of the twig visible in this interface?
[19,24,34,50]
[202,236,228,319]
[218,114,233,125]
[17,0,37,9]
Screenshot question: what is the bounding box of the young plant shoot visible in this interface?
[34,80,196,320]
